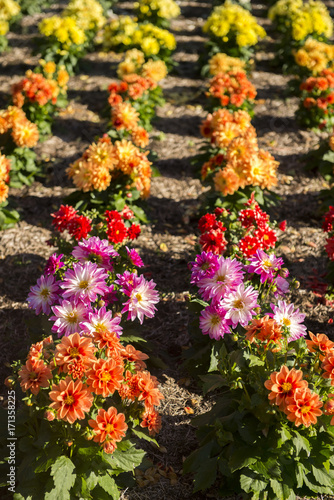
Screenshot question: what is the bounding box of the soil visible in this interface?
[1,0,334,498]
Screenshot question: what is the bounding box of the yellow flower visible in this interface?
[63,0,106,32]
[39,16,87,49]
[0,0,20,21]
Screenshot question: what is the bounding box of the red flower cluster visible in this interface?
[238,194,278,258]
[198,208,228,254]
[105,209,141,244]
[51,205,92,241]
[12,70,59,108]
[206,71,257,109]
[108,74,157,107]
[301,69,334,111]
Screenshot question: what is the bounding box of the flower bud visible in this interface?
[4,376,15,388]
[292,280,300,289]
[279,268,289,278]
[44,410,55,421]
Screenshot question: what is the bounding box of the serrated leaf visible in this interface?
[131,427,158,445]
[45,456,75,500]
[229,448,258,473]
[193,457,217,492]
[311,465,334,487]
[240,473,266,493]
[292,431,311,456]
[103,446,145,472]
[270,478,295,500]
[97,474,120,498]
[200,374,225,394]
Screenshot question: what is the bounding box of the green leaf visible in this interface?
[240,472,267,493]
[97,474,120,498]
[277,426,292,448]
[292,431,311,456]
[86,470,98,490]
[102,445,145,472]
[311,465,334,487]
[229,448,258,473]
[322,150,334,163]
[131,427,158,445]
[200,374,226,394]
[270,478,295,500]
[295,462,306,488]
[193,457,217,492]
[45,456,76,500]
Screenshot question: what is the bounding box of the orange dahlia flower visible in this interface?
[285,388,323,427]
[140,407,162,435]
[323,393,334,424]
[49,377,93,424]
[245,316,283,346]
[12,119,39,148]
[305,332,334,361]
[131,126,149,148]
[55,332,96,372]
[111,102,139,131]
[86,358,123,397]
[19,358,52,395]
[121,344,148,370]
[88,406,127,449]
[264,365,308,410]
[213,167,241,196]
[93,328,122,355]
[137,371,164,409]
[0,180,9,203]
[321,353,334,384]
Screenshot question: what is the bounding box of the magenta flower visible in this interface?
[80,307,123,338]
[27,274,60,315]
[44,253,64,275]
[198,256,244,303]
[121,275,159,324]
[61,262,109,303]
[190,252,219,284]
[246,249,283,284]
[115,271,137,293]
[274,276,290,297]
[72,236,119,270]
[50,299,89,337]
[269,301,306,341]
[221,283,259,328]
[199,304,231,340]
[126,247,144,268]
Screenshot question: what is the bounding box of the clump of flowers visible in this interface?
[207,52,247,77]
[294,38,334,77]
[0,105,41,188]
[196,194,283,259]
[184,226,334,497]
[108,73,164,132]
[50,204,141,251]
[11,67,68,136]
[296,68,334,130]
[0,0,20,21]
[117,49,168,83]
[269,0,333,69]
[66,136,152,218]
[38,16,88,73]
[11,237,162,498]
[102,17,176,68]
[205,71,257,114]
[203,1,266,62]
[134,0,180,28]
[62,0,106,39]
[0,151,19,229]
[198,109,278,202]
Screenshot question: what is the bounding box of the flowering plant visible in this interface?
[0,105,41,188]
[65,135,151,221]
[7,236,162,499]
[203,2,266,62]
[296,69,334,130]
[184,219,334,496]
[17,0,52,15]
[11,67,69,136]
[102,17,176,68]
[134,0,180,28]
[196,109,278,209]
[293,38,334,78]
[62,0,107,44]
[0,151,19,229]
[49,204,142,252]
[205,71,257,114]
[117,49,168,83]
[38,16,88,74]
[269,0,333,69]
[322,206,334,293]
[108,73,165,132]
[201,52,247,78]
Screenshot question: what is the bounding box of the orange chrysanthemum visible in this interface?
[305,332,334,361]
[285,388,323,427]
[111,102,139,131]
[131,126,149,148]
[88,406,128,449]
[49,376,93,424]
[93,328,123,356]
[19,358,52,395]
[140,407,162,436]
[264,365,308,410]
[118,370,142,401]
[213,167,240,196]
[0,180,9,203]
[11,119,39,148]
[55,332,96,372]
[86,358,124,397]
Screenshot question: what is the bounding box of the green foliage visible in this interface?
[8,148,41,188]
[0,200,20,229]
